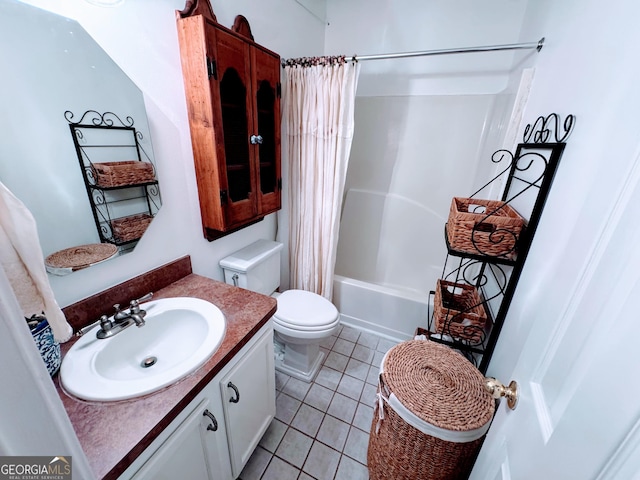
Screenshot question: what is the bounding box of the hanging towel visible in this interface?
[0,181,72,342]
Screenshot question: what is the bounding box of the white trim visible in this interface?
[530,381,553,444]
[0,266,94,478]
[595,414,640,480]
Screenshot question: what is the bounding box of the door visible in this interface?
[220,327,275,478]
[131,398,227,480]
[251,45,281,216]
[471,163,640,478]
[214,25,258,228]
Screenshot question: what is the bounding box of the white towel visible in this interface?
[0,181,72,342]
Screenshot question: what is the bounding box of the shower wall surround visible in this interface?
[338,94,512,290]
[326,0,530,336]
[334,93,515,337]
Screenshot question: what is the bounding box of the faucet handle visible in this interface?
[130,293,153,314]
[136,292,153,304]
[99,315,113,333]
[129,299,140,313]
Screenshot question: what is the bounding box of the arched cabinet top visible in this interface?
[176,0,216,22]
[232,15,254,41]
[177,0,255,43]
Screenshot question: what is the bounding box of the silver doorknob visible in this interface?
[484,377,519,410]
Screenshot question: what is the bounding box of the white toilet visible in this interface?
[219,239,340,382]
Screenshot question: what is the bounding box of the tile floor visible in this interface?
[239,324,399,480]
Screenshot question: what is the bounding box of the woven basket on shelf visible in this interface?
[434,279,487,343]
[111,214,153,242]
[447,197,525,258]
[91,161,155,188]
[368,340,494,480]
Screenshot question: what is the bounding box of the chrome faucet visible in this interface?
[114,293,153,326]
[94,293,153,339]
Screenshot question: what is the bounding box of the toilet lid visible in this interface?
[273,290,339,328]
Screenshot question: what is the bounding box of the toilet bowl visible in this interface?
[219,239,340,382]
[272,289,339,382]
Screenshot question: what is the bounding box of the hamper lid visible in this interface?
[381,340,494,433]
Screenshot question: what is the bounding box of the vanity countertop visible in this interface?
[55,273,277,480]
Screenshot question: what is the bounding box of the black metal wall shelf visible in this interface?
[427,113,575,373]
[66,110,161,247]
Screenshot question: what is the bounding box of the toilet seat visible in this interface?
[275,316,340,332]
[273,290,339,331]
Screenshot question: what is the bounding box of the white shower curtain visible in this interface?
[283,57,360,299]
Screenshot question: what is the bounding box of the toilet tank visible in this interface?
[219,239,284,295]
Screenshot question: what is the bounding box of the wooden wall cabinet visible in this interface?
[176,0,281,240]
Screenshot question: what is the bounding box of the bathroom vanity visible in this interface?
[57,257,277,479]
[120,322,274,479]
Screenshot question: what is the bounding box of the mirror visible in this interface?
[0,0,161,274]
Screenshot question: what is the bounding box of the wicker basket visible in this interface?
[447,197,525,258]
[368,341,494,480]
[111,214,153,242]
[92,161,156,188]
[45,243,118,274]
[434,279,487,343]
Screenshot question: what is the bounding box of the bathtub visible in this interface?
[332,275,431,341]
[333,189,446,340]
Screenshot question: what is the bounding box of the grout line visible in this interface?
[256,324,387,480]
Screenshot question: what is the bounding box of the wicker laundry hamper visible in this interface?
[368,340,494,480]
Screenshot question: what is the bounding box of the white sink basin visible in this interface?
[60,297,226,402]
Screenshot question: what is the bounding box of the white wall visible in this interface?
[324,0,532,97]
[328,0,532,295]
[13,0,325,307]
[488,0,640,377]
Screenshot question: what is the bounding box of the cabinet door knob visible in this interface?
[227,382,240,403]
[250,134,263,145]
[203,409,218,431]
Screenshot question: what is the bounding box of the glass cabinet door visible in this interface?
[213,25,257,228]
[256,79,276,195]
[252,48,281,215]
[220,68,251,202]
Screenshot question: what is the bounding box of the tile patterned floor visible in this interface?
[239,325,398,480]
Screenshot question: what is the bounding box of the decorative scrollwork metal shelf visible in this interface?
[427,112,575,373]
[444,224,517,266]
[66,110,161,247]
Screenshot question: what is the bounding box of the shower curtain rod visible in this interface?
[345,37,545,62]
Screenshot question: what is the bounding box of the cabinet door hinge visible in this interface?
[206,56,217,80]
[276,82,282,98]
[220,189,228,205]
[277,178,282,191]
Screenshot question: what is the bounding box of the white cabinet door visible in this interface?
[220,327,275,478]
[131,398,227,480]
